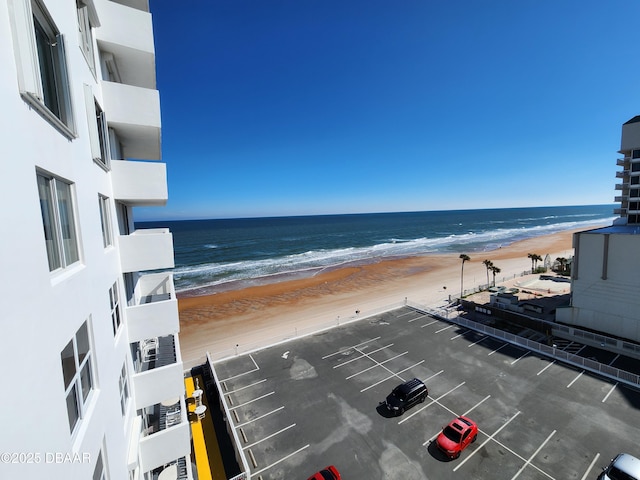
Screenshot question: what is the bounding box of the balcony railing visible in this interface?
[131,334,184,408]
[617,158,629,167]
[102,81,160,160]
[126,272,179,343]
[111,160,167,206]
[119,228,174,273]
[95,0,155,88]
[138,400,191,473]
[615,183,629,191]
[616,171,629,179]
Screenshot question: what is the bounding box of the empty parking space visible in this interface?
[212,306,640,479]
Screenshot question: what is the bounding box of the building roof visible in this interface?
[581,225,640,235]
[623,116,640,125]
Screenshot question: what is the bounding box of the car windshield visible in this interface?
[442,425,462,443]
[319,470,336,480]
[391,387,407,400]
[607,466,638,480]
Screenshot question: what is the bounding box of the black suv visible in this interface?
[383,378,428,415]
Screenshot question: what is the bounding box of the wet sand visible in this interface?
[178,227,589,364]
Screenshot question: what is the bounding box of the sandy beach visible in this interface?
[178,228,588,365]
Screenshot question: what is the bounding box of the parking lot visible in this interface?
[213,306,640,479]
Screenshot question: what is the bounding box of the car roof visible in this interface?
[613,454,640,476]
[400,378,424,391]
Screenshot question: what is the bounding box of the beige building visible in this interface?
[557,117,640,349]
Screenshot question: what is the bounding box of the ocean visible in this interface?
[138,205,615,295]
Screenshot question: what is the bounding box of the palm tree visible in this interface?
[528,253,542,273]
[490,265,501,286]
[482,259,493,287]
[459,254,470,299]
[555,257,567,274]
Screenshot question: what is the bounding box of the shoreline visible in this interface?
[177,226,598,364]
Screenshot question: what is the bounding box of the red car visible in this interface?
[435,416,478,459]
[307,465,341,480]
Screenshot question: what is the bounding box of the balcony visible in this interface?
[615,183,629,191]
[132,334,184,409]
[126,272,178,343]
[95,1,155,88]
[102,81,160,160]
[138,400,191,473]
[119,229,174,273]
[616,171,629,179]
[617,158,629,167]
[614,208,627,215]
[110,0,150,13]
[111,160,167,206]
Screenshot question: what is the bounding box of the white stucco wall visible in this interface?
[560,231,640,342]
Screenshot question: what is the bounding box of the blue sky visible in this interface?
[136,0,639,221]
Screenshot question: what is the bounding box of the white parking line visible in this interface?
[346,351,408,379]
[488,343,508,356]
[229,391,275,410]
[511,351,529,365]
[360,360,425,392]
[510,430,556,480]
[242,423,297,450]
[435,324,455,333]
[401,381,465,426]
[567,371,584,388]
[219,354,260,382]
[463,395,491,417]
[450,332,466,340]
[333,343,394,368]
[398,310,415,318]
[581,453,600,480]
[453,411,521,472]
[236,406,284,428]
[537,360,555,375]
[251,444,310,477]
[608,354,620,366]
[354,346,402,379]
[420,320,439,328]
[602,383,618,403]
[225,379,267,395]
[467,335,487,348]
[322,337,381,359]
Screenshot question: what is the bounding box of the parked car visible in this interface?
[307,465,341,480]
[383,378,428,415]
[599,453,640,480]
[435,416,478,459]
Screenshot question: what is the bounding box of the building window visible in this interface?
[118,364,130,416]
[8,0,75,137]
[37,172,80,271]
[61,320,94,433]
[109,282,121,335]
[632,163,640,173]
[633,150,640,159]
[83,84,110,169]
[99,196,113,248]
[77,1,97,74]
[92,447,108,480]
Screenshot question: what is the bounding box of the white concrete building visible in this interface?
[557,117,640,353]
[0,1,191,478]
